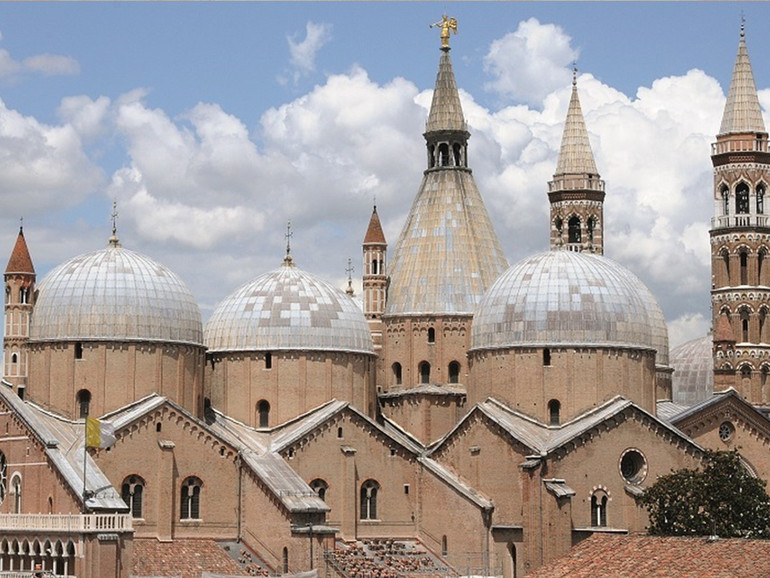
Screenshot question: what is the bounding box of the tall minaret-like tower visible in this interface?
[710,23,770,402]
[4,226,35,395]
[363,205,387,351]
[548,68,605,254]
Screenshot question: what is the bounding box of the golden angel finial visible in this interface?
[430,15,458,49]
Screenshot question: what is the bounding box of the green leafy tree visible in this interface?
[641,450,770,538]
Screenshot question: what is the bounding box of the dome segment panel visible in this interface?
[30,246,202,345]
[670,335,714,406]
[204,264,374,355]
[471,251,665,354]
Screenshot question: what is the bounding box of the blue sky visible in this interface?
[1,2,769,349]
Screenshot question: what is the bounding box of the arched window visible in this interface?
[760,249,767,286]
[76,389,91,419]
[310,479,328,501]
[568,216,581,243]
[448,361,460,384]
[418,361,431,385]
[121,475,144,519]
[10,352,17,365]
[548,399,560,426]
[587,216,597,243]
[736,183,750,214]
[360,479,380,520]
[591,492,608,527]
[428,145,436,169]
[180,476,202,520]
[4,286,9,305]
[740,308,750,342]
[265,352,272,370]
[441,535,448,556]
[438,143,449,166]
[257,400,270,428]
[427,327,435,344]
[740,251,749,285]
[758,185,766,214]
[554,217,563,235]
[741,365,752,383]
[721,248,730,283]
[721,186,729,215]
[282,547,289,574]
[543,348,551,366]
[392,363,402,386]
[453,143,462,166]
[11,475,20,513]
[761,308,768,342]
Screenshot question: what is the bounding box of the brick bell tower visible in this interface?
[4,225,35,396]
[710,23,770,403]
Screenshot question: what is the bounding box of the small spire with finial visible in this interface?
[741,14,746,40]
[430,15,457,50]
[108,200,121,247]
[283,220,294,266]
[346,257,355,296]
[572,62,578,86]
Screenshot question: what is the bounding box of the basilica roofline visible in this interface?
[27,337,206,348]
[205,346,377,356]
[468,343,658,354]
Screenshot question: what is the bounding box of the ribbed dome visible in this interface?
[205,262,374,355]
[670,335,714,406]
[30,245,202,345]
[471,251,668,358]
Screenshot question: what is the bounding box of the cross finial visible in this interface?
[741,14,746,39]
[283,220,294,266]
[109,200,121,247]
[572,62,578,86]
[346,257,355,296]
[19,216,23,234]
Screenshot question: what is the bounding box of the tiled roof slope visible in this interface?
[554,75,598,177]
[363,206,386,244]
[719,25,766,136]
[5,227,34,274]
[425,49,466,133]
[528,533,770,578]
[132,538,248,578]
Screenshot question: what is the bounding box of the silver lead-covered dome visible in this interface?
[30,244,202,345]
[670,335,714,406]
[204,262,374,355]
[471,251,668,358]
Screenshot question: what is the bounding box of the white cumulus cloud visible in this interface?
[288,21,332,78]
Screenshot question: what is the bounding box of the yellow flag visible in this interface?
[86,417,116,449]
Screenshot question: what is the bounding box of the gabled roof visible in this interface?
[5,227,34,275]
[0,383,125,511]
[529,533,770,578]
[431,396,702,459]
[719,24,766,136]
[668,387,770,434]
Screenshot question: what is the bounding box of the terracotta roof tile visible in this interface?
[529,533,770,577]
[132,538,248,578]
[363,206,386,245]
[5,228,34,275]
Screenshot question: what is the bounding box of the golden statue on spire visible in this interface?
[431,15,457,49]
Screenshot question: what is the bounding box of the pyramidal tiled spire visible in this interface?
[386,31,508,316]
[5,226,35,275]
[555,69,598,176]
[719,22,766,136]
[425,46,467,133]
[364,205,386,245]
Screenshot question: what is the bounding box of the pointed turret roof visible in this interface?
[5,227,35,275]
[719,23,766,136]
[385,39,508,316]
[555,71,598,176]
[364,206,386,245]
[425,49,467,134]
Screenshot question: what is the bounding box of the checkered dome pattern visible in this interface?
[471,251,668,356]
[205,264,374,354]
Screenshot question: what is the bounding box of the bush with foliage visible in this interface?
[640,449,770,538]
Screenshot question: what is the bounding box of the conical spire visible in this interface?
[364,205,386,245]
[555,69,598,176]
[5,226,35,275]
[719,22,766,136]
[425,48,467,134]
